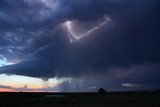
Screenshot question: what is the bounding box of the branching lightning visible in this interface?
[65,16,114,42]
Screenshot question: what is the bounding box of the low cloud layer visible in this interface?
[0,0,160,91]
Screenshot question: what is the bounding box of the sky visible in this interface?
[0,0,160,92]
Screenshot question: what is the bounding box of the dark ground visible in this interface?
[0,91,160,107]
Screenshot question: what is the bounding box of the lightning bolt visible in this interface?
[65,16,114,42]
[67,21,80,42]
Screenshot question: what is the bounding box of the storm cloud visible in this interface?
[0,0,160,91]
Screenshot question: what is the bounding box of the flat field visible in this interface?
[0,91,160,107]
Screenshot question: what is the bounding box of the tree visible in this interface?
[97,88,107,95]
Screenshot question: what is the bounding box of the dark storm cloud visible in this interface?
[0,0,160,90]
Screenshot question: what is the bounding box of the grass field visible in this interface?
[0,91,160,107]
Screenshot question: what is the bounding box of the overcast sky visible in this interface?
[0,0,160,92]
